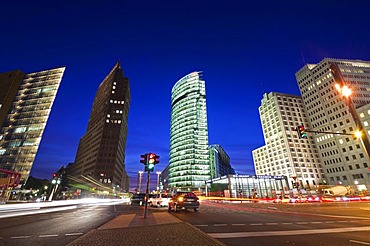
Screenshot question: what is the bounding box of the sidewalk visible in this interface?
[67,211,225,246]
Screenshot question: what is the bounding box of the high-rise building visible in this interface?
[296,58,370,191]
[72,61,130,192]
[169,71,210,190]
[209,144,235,178]
[0,67,65,184]
[252,92,325,189]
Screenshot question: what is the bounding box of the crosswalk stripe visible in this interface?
[209,226,370,239]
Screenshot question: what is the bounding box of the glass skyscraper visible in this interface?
[0,67,65,184]
[169,71,210,190]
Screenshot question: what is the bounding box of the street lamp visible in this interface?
[156,171,161,191]
[137,171,143,193]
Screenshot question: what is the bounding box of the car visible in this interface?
[149,193,172,207]
[168,191,199,212]
[130,193,146,206]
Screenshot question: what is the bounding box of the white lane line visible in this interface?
[310,222,322,224]
[65,233,84,236]
[250,223,263,226]
[349,240,370,245]
[232,224,246,226]
[282,223,293,225]
[11,236,31,239]
[214,224,227,227]
[209,226,370,239]
[194,225,208,227]
[325,221,335,223]
[338,221,349,223]
[39,234,58,238]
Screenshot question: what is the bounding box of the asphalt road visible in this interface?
[1,200,369,246]
[168,201,370,246]
[0,204,116,246]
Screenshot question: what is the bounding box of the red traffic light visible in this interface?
[296,125,307,139]
[52,173,57,177]
[148,153,156,164]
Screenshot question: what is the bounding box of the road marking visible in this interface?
[232,224,246,226]
[250,223,263,226]
[297,222,308,224]
[39,234,58,238]
[338,221,350,223]
[65,233,84,236]
[11,236,31,239]
[325,221,335,223]
[266,223,278,225]
[350,240,370,245]
[310,222,322,224]
[282,223,293,225]
[214,224,227,226]
[209,226,370,239]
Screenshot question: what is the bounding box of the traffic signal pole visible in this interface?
[143,170,150,219]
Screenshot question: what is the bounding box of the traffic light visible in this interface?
[147,153,156,172]
[140,154,148,165]
[296,125,307,139]
[154,154,160,164]
[52,173,57,178]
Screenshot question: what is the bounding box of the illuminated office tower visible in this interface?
[169,72,210,190]
[253,92,324,189]
[0,67,65,183]
[72,61,130,192]
[296,58,370,191]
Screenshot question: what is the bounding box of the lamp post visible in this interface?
[137,171,143,193]
[156,171,161,192]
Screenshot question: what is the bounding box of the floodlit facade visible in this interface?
[296,58,370,192]
[0,67,65,183]
[169,71,210,190]
[72,61,130,192]
[253,92,324,189]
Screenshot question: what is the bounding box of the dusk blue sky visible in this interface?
[2,1,370,189]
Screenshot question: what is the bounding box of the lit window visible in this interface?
[106,119,109,123]
[110,100,113,103]
[113,82,116,85]
[112,91,115,94]
[114,100,117,104]
[360,113,365,118]
[339,139,344,144]
[364,121,369,127]
[118,120,121,124]
[107,114,110,118]
[116,110,119,113]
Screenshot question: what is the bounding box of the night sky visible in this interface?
[2,1,370,190]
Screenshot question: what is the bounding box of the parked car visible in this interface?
[149,193,172,207]
[168,191,199,212]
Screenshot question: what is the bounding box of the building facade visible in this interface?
[169,71,210,190]
[72,61,130,192]
[295,58,370,192]
[0,67,65,184]
[209,144,235,178]
[253,92,325,189]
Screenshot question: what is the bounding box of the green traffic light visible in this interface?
[148,163,155,171]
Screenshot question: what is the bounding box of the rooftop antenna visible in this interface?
[300,42,306,65]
